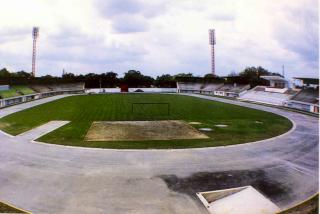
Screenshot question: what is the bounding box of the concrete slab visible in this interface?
[198,186,280,214]
[17,121,70,141]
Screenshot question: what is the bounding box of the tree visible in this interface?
[15,70,32,78]
[62,72,75,79]
[0,68,11,77]
[174,73,194,78]
[155,74,175,87]
[203,73,224,83]
[101,71,118,87]
[123,70,154,87]
[239,66,282,87]
[203,73,215,79]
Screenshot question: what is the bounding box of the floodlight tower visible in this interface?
[32,27,39,77]
[209,29,216,76]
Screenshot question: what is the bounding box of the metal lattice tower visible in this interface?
[32,27,39,77]
[209,29,216,76]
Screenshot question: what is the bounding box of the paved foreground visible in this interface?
[0,94,318,213]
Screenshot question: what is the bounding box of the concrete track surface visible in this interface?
[0,94,318,213]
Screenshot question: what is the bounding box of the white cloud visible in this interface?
[0,0,318,79]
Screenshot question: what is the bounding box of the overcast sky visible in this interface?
[0,0,318,79]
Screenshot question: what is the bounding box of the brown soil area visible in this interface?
[85,120,209,141]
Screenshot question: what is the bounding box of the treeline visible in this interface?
[0,66,282,88]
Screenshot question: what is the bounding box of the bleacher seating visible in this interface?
[30,85,52,93]
[239,86,297,105]
[290,88,318,104]
[49,83,84,91]
[0,83,85,108]
[177,82,249,97]
[30,83,84,93]
[201,83,224,94]
[285,88,319,112]
[177,82,202,93]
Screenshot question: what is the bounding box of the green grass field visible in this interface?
[0,94,292,149]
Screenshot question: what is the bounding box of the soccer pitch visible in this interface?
[0,94,292,149]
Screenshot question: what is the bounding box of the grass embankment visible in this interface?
[12,86,35,95]
[0,86,35,99]
[0,94,292,149]
[0,89,20,99]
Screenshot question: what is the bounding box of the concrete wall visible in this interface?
[214,91,226,96]
[265,87,288,93]
[286,100,319,113]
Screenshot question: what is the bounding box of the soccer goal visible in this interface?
[131,103,170,115]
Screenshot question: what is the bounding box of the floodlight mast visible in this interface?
[209,29,216,76]
[32,27,39,77]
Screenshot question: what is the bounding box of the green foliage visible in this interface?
[0,68,10,77]
[239,66,282,87]
[155,74,176,87]
[123,70,154,87]
[0,68,32,78]
[0,94,292,149]
[174,73,194,78]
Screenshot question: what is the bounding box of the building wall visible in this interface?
[214,91,226,96]
[286,101,319,113]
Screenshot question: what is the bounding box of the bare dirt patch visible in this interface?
[0,122,10,129]
[85,120,209,141]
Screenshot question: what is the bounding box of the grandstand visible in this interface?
[30,83,84,93]
[260,75,288,88]
[176,82,249,97]
[176,82,202,93]
[239,86,297,106]
[201,83,224,94]
[0,83,85,108]
[238,76,299,106]
[285,77,319,113]
[47,83,84,91]
[213,83,250,97]
[30,85,52,93]
[286,88,319,113]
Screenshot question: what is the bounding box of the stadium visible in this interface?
[0,75,318,213]
[0,1,318,213]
